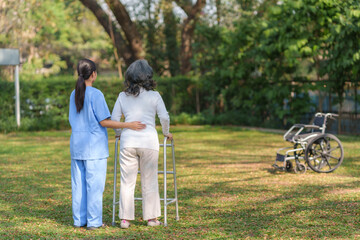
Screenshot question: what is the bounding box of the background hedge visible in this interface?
[0,75,206,132]
[0,74,314,133]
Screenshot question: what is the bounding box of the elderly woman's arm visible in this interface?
[156,93,173,140]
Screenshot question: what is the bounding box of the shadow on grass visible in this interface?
[2,126,360,239]
[0,168,73,228]
[174,177,360,239]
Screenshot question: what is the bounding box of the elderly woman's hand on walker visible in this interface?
[165,133,173,141]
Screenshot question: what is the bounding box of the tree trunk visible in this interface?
[163,1,179,76]
[196,86,200,113]
[145,0,160,73]
[175,0,205,75]
[79,0,141,66]
[338,103,342,134]
[314,57,323,113]
[108,12,123,80]
[105,0,145,59]
[180,18,195,74]
[216,0,221,25]
[355,80,358,133]
[172,84,176,114]
[329,90,332,112]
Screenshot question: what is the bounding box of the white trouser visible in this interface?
[119,148,161,220]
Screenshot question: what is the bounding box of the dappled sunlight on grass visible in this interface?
[1,126,360,238]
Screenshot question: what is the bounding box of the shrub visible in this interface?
[0,75,199,132]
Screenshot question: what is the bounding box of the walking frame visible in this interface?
[112,136,179,227]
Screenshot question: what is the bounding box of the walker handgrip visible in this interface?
[163,136,174,145]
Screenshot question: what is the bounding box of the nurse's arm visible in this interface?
[100,119,146,130]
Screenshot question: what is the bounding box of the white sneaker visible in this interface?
[147,219,162,227]
[120,219,130,229]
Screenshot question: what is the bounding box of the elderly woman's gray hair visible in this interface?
[124,59,156,96]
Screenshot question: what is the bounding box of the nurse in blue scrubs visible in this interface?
[69,59,146,230]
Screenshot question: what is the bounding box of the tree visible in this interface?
[79,0,205,73]
[174,0,205,74]
[162,1,180,76]
[0,0,112,79]
[79,0,144,66]
[322,0,360,133]
[139,0,166,74]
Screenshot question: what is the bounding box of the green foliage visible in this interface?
[0,76,73,132]
[321,0,360,107]
[0,0,113,79]
[170,113,205,125]
[156,76,199,115]
[0,75,199,132]
[191,0,360,128]
[1,73,312,132]
[192,10,313,127]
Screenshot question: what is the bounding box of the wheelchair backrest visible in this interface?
[313,116,326,127]
[312,115,327,133]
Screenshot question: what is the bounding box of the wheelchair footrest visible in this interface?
[276,153,285,162]
[272,164,285,171]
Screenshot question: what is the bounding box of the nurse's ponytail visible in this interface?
[75,59,96,112]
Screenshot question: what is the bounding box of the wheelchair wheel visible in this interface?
[294,162,306,174]
[305,134,344,173]
[285,161,293,172]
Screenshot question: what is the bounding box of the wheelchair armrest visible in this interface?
[283,124,322,141]
[283,124,305,140]
[303,125,321,129]
[293,124,321,129]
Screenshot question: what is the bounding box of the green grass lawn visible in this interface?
[1,126,360,239]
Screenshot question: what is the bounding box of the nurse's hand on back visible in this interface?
[99,119,145,131]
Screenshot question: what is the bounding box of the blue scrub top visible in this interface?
[69,86,111,160]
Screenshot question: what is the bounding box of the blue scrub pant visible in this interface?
[71,158,107,228]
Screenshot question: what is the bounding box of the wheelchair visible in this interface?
[273,113,344,174]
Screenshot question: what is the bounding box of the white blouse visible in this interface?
[111,89,170,151]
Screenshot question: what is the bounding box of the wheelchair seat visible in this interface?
[283,113,328,143]
[285,132,319,143]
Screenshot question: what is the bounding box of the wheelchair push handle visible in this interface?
[315,112,339,119]
[328,113,339,119]
[325,113,339,120]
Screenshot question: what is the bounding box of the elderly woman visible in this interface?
[111,59,173,228]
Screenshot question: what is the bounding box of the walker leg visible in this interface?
[112,138,119,226]
[172,140,179,221]
[163,137,168,227]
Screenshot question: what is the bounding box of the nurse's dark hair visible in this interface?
[124,59,156,96]
[75,59,96,112]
